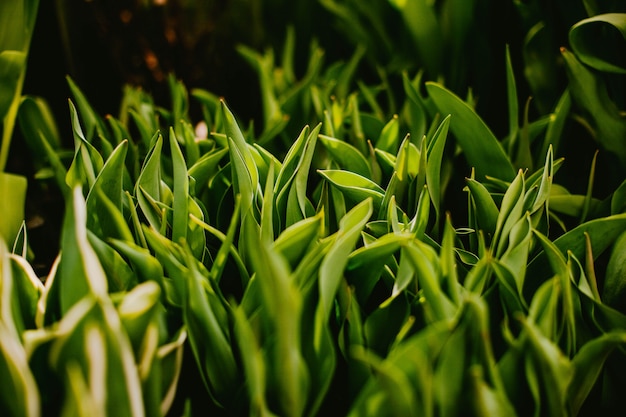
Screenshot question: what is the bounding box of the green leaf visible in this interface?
[274,213,323,269]
[0,320,41,417]
[319,134,372,178]
[528,213,626,294]
[494,170,525,257]
[426,82,515,181]
[108,239,164,288]
[569,13,626,74]
[318,169,384,209]
[241,212,309,417]
[611,178,626,215]
[466,178,499,237]
[116,280,161,358]
[504,44,519,151]
[388,0,443,77]
[86,140,128,237]
[54,186,109,315]
[521,317,574,417]
[318,198,373,327]
[426,114,450,226]
[0,50,25,122]
[188,147,228,194]
[135,133,164,230]
[48,296,145,417]
[222,100,259,207]
[376,114,400,153]
[567,332,626,416]
[603,230,626,311]
[8,252,44,334]
[540,90,571,160]
[232,305,277,417]
[561,47,626,164]
[0,172,27,245]
[0,0,39,51]
[87,231,136,293]
[17,95,61,157]
[169,128,189,244]
[285,124,321,227]
[66,76,107,141]
[346,232,411,303]
[183,252,240,409]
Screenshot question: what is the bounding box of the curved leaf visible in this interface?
[426,82,515,181]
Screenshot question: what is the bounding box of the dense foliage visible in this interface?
[2,0,626,416]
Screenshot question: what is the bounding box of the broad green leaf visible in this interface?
[346,232,411,303]
[66,100,103,188]
[426,82,515,181]
[17,95,61,157]
[188,147,228,194]
[116,280,162,359]
[285,124,321,227]
[108,239,164,289]
[611,178,626,215]
[521,317,574,417]
[388,0,443,77]
[440,216,461,304]
[377,114,400,153]
[404,240,456,321]
[469,366,518,417]
[54,187,108,315]
[318,169,384,209]
[0,50,25,136]
[9,253,44,334]
[0,172,27,245]
[222,100,259,201]
[232,305,277,417]
[319,134,372,178]
[318,198,373,327]
[228,136,257,219]
[0,0,39,51]
[0,321,40,417]
[183,252,241,409]
[241,213,309,417]
[494,170,525,257]
[500,214,532,293]
[275,125,311,198]
[528,213,626,293]
[603,230,626,311]
[135,133,164,230]
[88,187,134,243]
[569,13,626,74]
[48,296,144,417]
[274,213,323,269]
[169,128,188,244]
[567,332,626,415]
[87,231,136,293]
[561,47,626,164]
[350,347,419,417]
[426,114,450,225]
[466,178,499,237]
[86,140,128,237]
